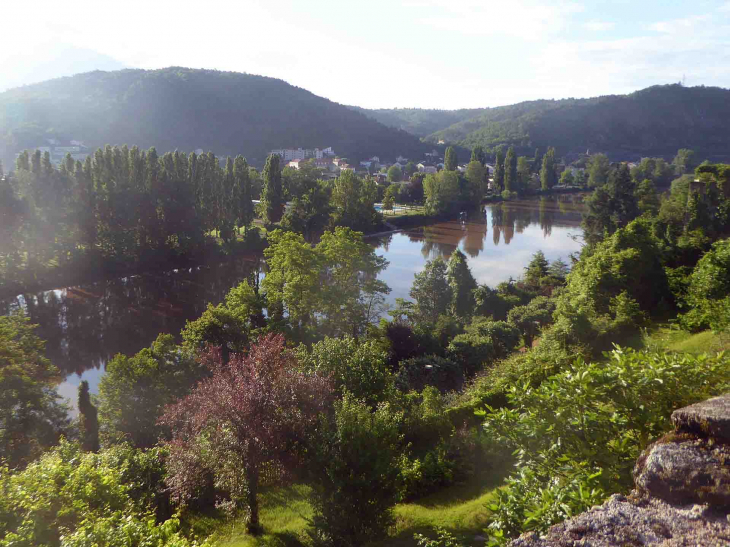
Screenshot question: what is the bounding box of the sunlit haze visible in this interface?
[2,0,729,108]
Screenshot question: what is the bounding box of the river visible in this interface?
[0,194,585,407]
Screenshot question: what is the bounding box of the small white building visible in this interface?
[396,155,408,163]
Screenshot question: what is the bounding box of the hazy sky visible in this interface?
[2,0,729,109]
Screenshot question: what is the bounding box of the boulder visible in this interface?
[672,394,730,441]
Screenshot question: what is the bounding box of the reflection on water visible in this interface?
[0,194,585,401]
[0,258,261,401]
[374,194,585,305]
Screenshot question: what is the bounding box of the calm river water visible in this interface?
[0,194,584,406]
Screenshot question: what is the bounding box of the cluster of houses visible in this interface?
[21,139,91,166]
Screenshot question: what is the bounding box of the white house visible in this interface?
[396,155,408,163]
[288,159,304,169]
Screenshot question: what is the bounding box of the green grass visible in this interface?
[619,322,730,355]
[204,464,506,547]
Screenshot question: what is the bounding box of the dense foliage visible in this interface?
[1,145,260,294]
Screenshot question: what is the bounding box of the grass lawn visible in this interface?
[202,463,507,547]
[618,322,730,355]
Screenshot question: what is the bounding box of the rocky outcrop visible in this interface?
[509,394,730,546]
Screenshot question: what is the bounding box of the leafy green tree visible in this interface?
[424,170,460,215]
[532,148,542,173]
[316,227,391,337]
[582,164,639,245]
[182,281,267,360]
[162,335,333,533]
[260,154,284,225]
[516,156,532,191]
[493,149,505,192]
[444,146,458,171]
[635,178,660,215]
[507,296,556,347]
[331,170,378,231]
[308,393,403,547]
[297,336,392,405]
[234,155,255,233]
[672,148,697,176]
[387,165,403,183]
[471,145,487,166]
[78,381,99,453]
[465,161,487,201]
[98,334,203,448]
[680,238,730,331]
[447,318,520,374]
[409,257,452,325]
[524,250,549,287]
[0,440,196,547]
[587,153,610,188]
[405,161,418,177]
[0,312,67,468]
[281,181,333,241]
[262,230,320,331]
[559,169,574,186]
[503,147,517,193]
[447,249,477,318]
[540,147,557,190]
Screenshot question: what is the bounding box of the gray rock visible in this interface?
[672,394,730,441]
[509,494,730,546]
[634,439,730,507]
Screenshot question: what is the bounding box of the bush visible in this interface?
[0,440,201,547]
[482,347,730,542]
[447,319,520,374]
[396,355,464,393]
[679,238,730,331]
[297,336,393,406]
[307,394,403,547]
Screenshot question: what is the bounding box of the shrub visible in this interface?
[679,238,730,331]
[447,319,520,374]
[297,336,393,405]
[482,347,730,542]
[396,355,464,393]
[0,440,200,547]
[307,394,403,547]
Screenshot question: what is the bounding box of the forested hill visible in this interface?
[0,67,429,167]
[422,85,730,161]
[349,106,487,137]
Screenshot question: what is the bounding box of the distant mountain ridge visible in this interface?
[359,85,730,161]
[348,106,488,138]
[0,67,429,168]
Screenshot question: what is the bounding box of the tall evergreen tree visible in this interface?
[504,147,517,193]
[470,146,486,166]
[78,380,99,453]
[410,257,452,324]
[533,148,542,173]
[540,147,557,190]
[261,154,284,225]
[234,155,254,233]
[493,149,505,193]
[447,249,477,318]
[444,146,458,171]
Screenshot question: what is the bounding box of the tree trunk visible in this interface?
[246,464,261,534]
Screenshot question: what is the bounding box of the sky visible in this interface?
[1,0,729,109]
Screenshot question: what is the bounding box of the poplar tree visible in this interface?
[234,155,254,233]
[78,380,99,453]
[493,149,505,192]
[261,154,284,225]
[540,147,557,190]
[504,147,517,193]
[470,145,486,166]
[447,249,477,318]
[444,146,458,171]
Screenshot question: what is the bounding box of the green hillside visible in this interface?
[0,67,429,167]
[350,106,487,137]
[424,84,730,161]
